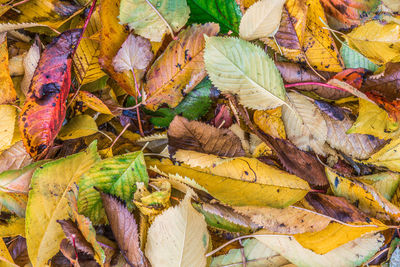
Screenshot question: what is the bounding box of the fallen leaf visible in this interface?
[326,167,400,223]
[0,105,16,151]
[0,33,16,104]
[254,108,286,139]
[112,34,153,72]
[21,42,40,96]
[365,138,400,172]
[346,21,400,65]
[58,115,98,141]
[204,36,286,110]
[187,0,242,34]
[0,215,25,237]
[119,0,190,42]
[282,92,328,155]
[256,231,384,267]
[73,91,112,115]
[145,23,219,110]
[25,142,100,267]
[78,151,149,224]
[382,0,400,12]
[239,0,286,40]
[145,190,209,267]
[0,238,18,267]
[0,141,32,173]
[58,219,95,256]
[211,238,290,267]
[19,29,82,159]
[356,172,400,201]
[168,116,245,157]
[340,42,379,72]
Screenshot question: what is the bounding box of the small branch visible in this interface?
[109,123,130,151]
[284,82,348,92]
[144,0,176,39]
[131,69,144,137]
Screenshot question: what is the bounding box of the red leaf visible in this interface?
[19,29,82,159]
[366,91,400,122]
[331,68,367,89]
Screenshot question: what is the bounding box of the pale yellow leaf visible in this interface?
[0,105,16,151]
[145,190,209,267]
[0,141,32,172]
[365,138,400,172]
[0,33,16,105]
[239,0,286,40]
[21,43,40,96]
[58,115,98,141]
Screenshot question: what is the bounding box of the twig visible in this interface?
[238,238,247,267]
[131,69,144,137]
[109,123,130,151]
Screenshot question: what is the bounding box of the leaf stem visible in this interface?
[143,0,176,39]
[284,82,348,92]
[131,69,144,137]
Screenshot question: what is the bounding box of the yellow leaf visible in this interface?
[21,42,40,96]
[0,238,18,267]
[0,33,16,104]
[365,138,400,172]
[0,216,25,237]
[358,172,400,201]
[145,23,219,110]
[145,190,209,267]
[254,108,286,139]
[99,0,136,96]
[1,0,84,30]
[0,105,16,151]
[74,91,112,115]
[174,149,229,168]
[348,98,399,140]
[58,115,98,141]
[239,0,286,40]
[73,9,107,85]
[294,221,387,254]
[382,0,400,12]
[25,142,100,267]
[326,167,400,223]
[346,21,400,65]
[148,156,310,207]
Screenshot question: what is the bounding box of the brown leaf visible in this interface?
[57,219,94,256]
[362,62,400,102]
[168,116,245,157]
[99,191,149,267]
[0,141,32,172]
[145,23,219,110]
[276,62,350,99]
[305,193,373,223]
[8,236,29,267]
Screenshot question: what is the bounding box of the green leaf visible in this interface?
[78,151,149,224]
[187,0,242,34]
[147,78,214,127]
[26,142,100,267]
[119,0,190,42]
[204,36,286,110]
[340,42,379,72]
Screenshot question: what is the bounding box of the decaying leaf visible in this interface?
[58,219,95,256]
[100,191,149,266]
[168,116,245,157]
[21,42,40,96]
[0,141,32,173]
[145,23,219,110]
[254,108,286,139]
[0,105,17,151]
[0,33,16,104]
[365,138,400,173]
[145,190,209,267]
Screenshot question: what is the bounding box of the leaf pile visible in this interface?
[2,0,400,266]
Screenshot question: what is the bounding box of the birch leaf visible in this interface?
[204,36,286,110]
[119,0,190,42]
[112,34,153,72]
[145,191,209,267]
[239,0,286,40]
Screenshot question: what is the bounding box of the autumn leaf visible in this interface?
[145,23,219,110]
[21,42,40,96]
[19,29,82,159]
[0,105,17,152]
[0,141,32,173]
[0,33,16,104]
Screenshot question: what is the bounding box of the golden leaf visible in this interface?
[0,105,16,151]
[254,107,286,139]
[0,33,16,104]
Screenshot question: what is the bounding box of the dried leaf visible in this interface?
[0,105,16,151]
[0,238,18,267]
[58,115,98,141]
[119,0,190,42]
[112,34,153,72]
[254,108,286,139]
[73,91,112,115]
[0,141,32,173]
[145,190,209,267]
[356,172,400,201]
[21,42,40,96]
[145,23,219,110]
[239,0,286,40]
[58,219,94,256]
[204,36,286,110]
[282,92,328,155]
[365,138,400,172]
[100,191,149,266]
[168,116,245,157]
[340,42,379,72]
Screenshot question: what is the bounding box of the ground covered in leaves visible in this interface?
[1,0,400,266]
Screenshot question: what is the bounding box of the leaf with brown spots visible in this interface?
[0,33,16,105]
[19,29,82,160]
[168,116,245,157]
[144,23,219,110]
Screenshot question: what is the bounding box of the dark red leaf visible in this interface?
[19,29,82,159]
